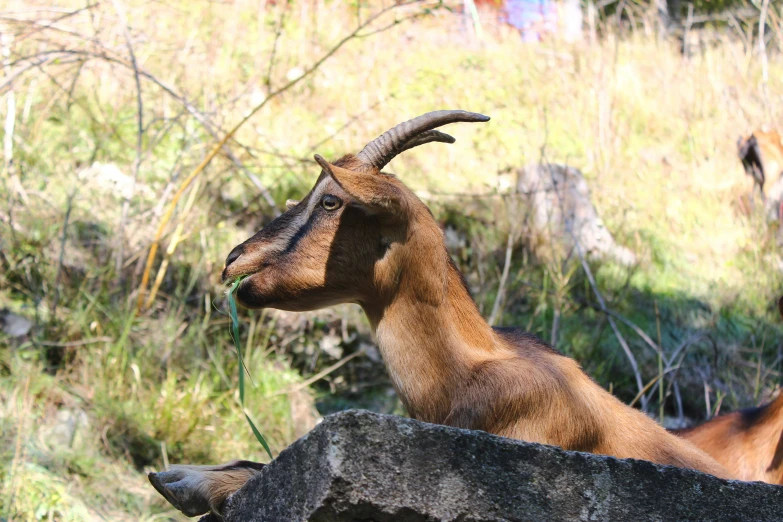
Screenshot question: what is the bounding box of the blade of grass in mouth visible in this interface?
[229,276,273,460]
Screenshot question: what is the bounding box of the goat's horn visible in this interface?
[397,129,455,153]
[357,110,490,170]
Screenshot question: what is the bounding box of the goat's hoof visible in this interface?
[148,461,265,519]
[148,468,213,517]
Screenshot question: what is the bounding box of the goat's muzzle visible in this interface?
[221,244,245,283]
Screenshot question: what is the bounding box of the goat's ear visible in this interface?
[314,155,405,216]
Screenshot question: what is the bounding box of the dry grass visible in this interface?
[1,0,783,519]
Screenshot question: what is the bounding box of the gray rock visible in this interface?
[77,161,154,200]
[39,408,91,450]
[0,309,33,338]
[220,409,783,522]
[517,163,637,266]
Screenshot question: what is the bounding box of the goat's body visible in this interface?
[675,393,783,484]
[366,256,731,479]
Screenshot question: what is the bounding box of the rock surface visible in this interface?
[516,163,637,266]
[219,409,783,522]
[0,308,33,338]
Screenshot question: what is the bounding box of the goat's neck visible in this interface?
[362,239,501,424]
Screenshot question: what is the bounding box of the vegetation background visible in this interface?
[1,0,782,519]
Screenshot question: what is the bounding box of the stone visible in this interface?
[39,408,91,451]
[517,163,637,267]
[0,309,33,338]
[77,161,154,200]
[218,409,783,522]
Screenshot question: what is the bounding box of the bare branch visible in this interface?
[111,0,144,283]
[489,221,515,326]
[267,347,367,398]
[264,0,290,96]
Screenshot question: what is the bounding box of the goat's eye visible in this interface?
[321,195,342,211]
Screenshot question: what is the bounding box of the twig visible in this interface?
[556,191,645,408]
[306,98,384,156]
[111,0,144,283]
[0,54,59,94]
[682,2,693,58]
[641,333,706,409]
[628,365,680,408]
[144,177,201,309]
[38,337,113,347]
[681,8,760,25]
[264,0,290,96]
[267,347,366,397]
[4,4,98,43]
[489,227,514,326]
[726,11,751,56]
[8,47,280,211]
[1,27,15,178]
[51,190,76,317]
[759,0,770,106]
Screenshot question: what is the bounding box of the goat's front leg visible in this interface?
[148,460,265,519]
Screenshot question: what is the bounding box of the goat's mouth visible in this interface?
[229,272,272,310]
[221,260,270,286]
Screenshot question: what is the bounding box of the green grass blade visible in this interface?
[245,412,274,459]
[229,276,273,460]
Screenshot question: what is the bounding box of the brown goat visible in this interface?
[672,296,783,485]
[149,111,733,519]
[737,129,783,202]
[739,128,783,221]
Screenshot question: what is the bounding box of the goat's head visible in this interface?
[221,110,489,313]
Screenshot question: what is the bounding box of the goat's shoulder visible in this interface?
[441,327,580,434]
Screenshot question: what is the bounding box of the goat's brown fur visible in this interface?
[150,114,751,519]
[674,392,783,484]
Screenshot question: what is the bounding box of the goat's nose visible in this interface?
[225,245,244,268]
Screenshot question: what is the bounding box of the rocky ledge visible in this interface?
[216,410,783,521]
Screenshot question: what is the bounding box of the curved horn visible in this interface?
[397,129,455,154]
[357,110,490,170]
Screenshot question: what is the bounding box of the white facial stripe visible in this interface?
[266,178,331,254]
[306,178,331,216]
[238,177,333,269]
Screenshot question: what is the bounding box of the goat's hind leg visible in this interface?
[148,460,265,518]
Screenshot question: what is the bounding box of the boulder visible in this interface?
[517,163,637,266]
[218,410,783,522]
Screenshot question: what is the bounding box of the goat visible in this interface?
[149,110,733,519]
[737,128,783,221]
[671,296,783,485]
